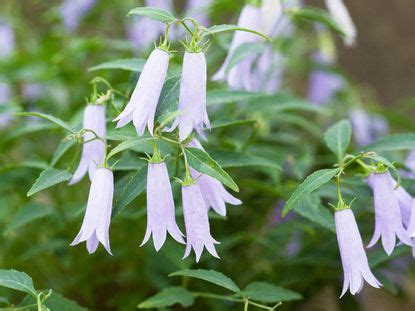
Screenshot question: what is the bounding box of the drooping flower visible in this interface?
[71,167,114,254]
[69,104,106,185]
[212,5,262,90]
[349,109,389,146]
[335,208,381,297]
[188,139,241,216]
[141,162,185,251]
[367,171,412,255]
[167,52,209,141]
[186,0,211,27]
[261,0,301,38]
[0,20,15,58]
[182,184,219,262]
[308,51,344,105]
[60,0,96,32]
[325,0,357,46]
[127,0,175,50]
[114,48,169,136]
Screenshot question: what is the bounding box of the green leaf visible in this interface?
[365,134,415,151]
[155,75,181,122]
[128,7,176,23]
[169,269,240,293]
[113,167,147,217]
[324,119,352,161]
[207,89,265,106]
[184,147,239,192]
[50,139,76,166]
[282,168,340,216]
[5,203,54,235]
[211,150,281,170]
[138,287,194,309]
[15,112,75,133]
[242,282,302,303]
[288,7,345,36]
[210,119,256,130]
[1,122,56,143]
[89,58,146,72]
[226,43,265,74]
[107,137,153,159]
[27,168,72,197]
[207,24,271,41]
[45,292,87,311]
[0,270,37,297]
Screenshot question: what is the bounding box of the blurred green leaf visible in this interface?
[207,89,265,105]
[89,58,146,72]
[45,292,87,311]
[15,112,75,133]
[226,43,265,74]
[211,150,281,170]
[185,147,239,192]
[128,7,176,23]
[107,138,153,159]
[169,269,240,293]
[51,140,76,167]
[27,168,72,197]
[138,287,194,309]
[5,203,53,235]
[0,270,37,297]
[324,119,352,161]
[242,282,302,303]
[366,134,415,151]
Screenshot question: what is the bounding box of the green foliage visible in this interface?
[324,119,352,161]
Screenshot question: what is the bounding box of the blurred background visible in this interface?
[0,0,414,310]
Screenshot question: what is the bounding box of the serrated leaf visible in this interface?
[184,147,239,192]
[27,168,72,197]
[226,43,265,74]
[128,7,176,23]
[5,203,54,235]
[113,167,147,217]
[207,24,271,41]
[155,75,181,122]
[138,287,194,309]
[365,134,415,151]
[89,58,146,72]
[15,112,75,133]
[211,150,281,170]
[282,168,340,216]
[169,269,240,293]
[242,282,302,303]
[324,119,352,161]
[0,270,37,297]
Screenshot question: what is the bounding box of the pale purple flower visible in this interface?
[60,0,96,32]
[261,0,301,38]
[325,0,357,46]
[69,105,106,185]
[308,51,344,105]
[141,162,185,251]
[335,208,381,297]
[127,0,174,50]
[114,48,169,136]
[367,172,412,255]
[0,20,15,58]
[252,47,285,93]
[167,52,209,141]
[212,5,262,90]
[22,83,44,101]
[349,109,389,146]
[182,184,219,262]
[186,0,211,27]
[188,139,241,216]
[71,167,114,254]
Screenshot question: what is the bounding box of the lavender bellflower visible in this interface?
[0,20,15,58]
[325,0,357,46]
[189,139,241,216]
[69,105,106,185]
[60,0,96,32]
[114,48,169,136]
[335,208,381,297]
[141,162,185,251]
[167,52,210,141]
[71,167,114,254]
[182,184,219,262]
[367,171,412,255]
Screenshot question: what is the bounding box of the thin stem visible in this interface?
[36,293,42,311]
[191,292,243,303]
[180,145,191,180]
[244,299,249,311]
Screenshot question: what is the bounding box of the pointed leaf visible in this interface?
[0,270,37,297]
[242,282,302,303]
[324,119,352,161]
[207,24,271,41]
[138,287,194,309]
[27,168,72,197]
[128,7,176,23]
[15,112,75,133]
[89,58,146,72]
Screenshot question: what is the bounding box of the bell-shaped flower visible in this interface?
[212,5,262,90]
[367,171,412,255]
[60,0,96,32]
[167,52,209,141]
[188,139,241,216]
[335,208,382,297]
[308,51,344,105]
[69,105,106,185]
[114,48,169,136]
[252,47,285,93]
[141,162,185,251]
[71,167,114,254]
[182,184,219,262]
[127,0,175,50]
[0,20,15,58]
[325,0,357,46]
